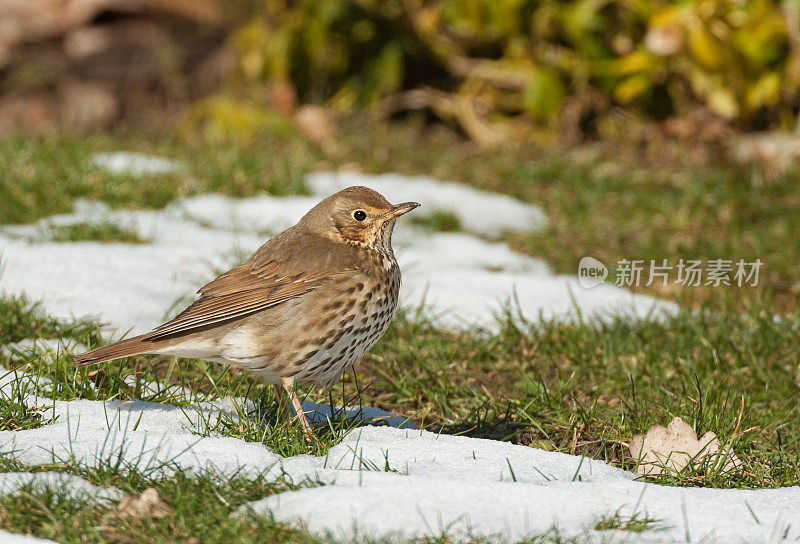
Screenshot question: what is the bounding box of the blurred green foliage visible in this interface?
[203,0,800,143]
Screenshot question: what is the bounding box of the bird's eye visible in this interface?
[353,210,367,221]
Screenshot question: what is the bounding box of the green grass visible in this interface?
[0,133,314,225]
[593,511,662,533]
[2,119,800,542]
[0,373,51,431]
[410,210,462,232]
[370,307,800,489]
[0,295,102,348]
[4,294,799,489]
[38,221,149,244]
[0,466,320,544]
[0,470,586,544]
[3,294,798,542]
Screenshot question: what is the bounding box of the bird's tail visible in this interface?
[73,335,154,367]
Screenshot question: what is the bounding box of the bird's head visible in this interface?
[302,186,420,250]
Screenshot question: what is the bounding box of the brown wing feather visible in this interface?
[143,229,361,341]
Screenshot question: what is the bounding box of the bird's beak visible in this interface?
[386,202,421,218]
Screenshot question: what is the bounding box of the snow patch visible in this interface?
[243,470,799,543]
[0,471,122,503]
[1,338,87,362]
[90,152,183,176]
[0,397,282,477]
[0,162,791,543]
[0,396,409,478]
[0,395,796,543]
[1,364,53,402]
[174,193,317,235]
[0,531,59,544]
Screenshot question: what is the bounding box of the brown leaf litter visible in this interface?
[629,416,741,476]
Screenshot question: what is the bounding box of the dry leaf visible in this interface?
[98,488,173,542]
[114,488,173,519]
[629,416,741,476]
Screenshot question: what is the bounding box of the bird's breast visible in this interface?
[284,267,400,386]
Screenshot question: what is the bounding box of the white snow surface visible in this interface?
[0,394,797,543]
[1,338,87,362]
[0,531,59,544]
[244,462,800,543]
[0,471,122,502]
[1,363,53,404]
[0,395,409,478]
[0,172,674,334]
[90,152,183,176]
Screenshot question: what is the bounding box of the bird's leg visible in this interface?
[281,377,315,440]
[273,383,289,419]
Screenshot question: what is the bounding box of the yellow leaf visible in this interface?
[688,27,725,71]
[707,87,739,118]
[523,67,565,118]
[649,4,683,27]
[614,74,651,103]
[179,97,293,142]
[609,51,655,76]
[745,72,781,112]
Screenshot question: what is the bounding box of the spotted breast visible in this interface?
[232,245,401,389]
[284,210,403,388]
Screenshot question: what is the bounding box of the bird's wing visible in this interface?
[143,232,359,340]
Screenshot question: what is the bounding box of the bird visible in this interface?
[73,186,420,436]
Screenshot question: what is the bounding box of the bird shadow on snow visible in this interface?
[300,400,416,430]
[101,395,416,432]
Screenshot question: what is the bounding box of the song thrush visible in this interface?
[74,186,420,435]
